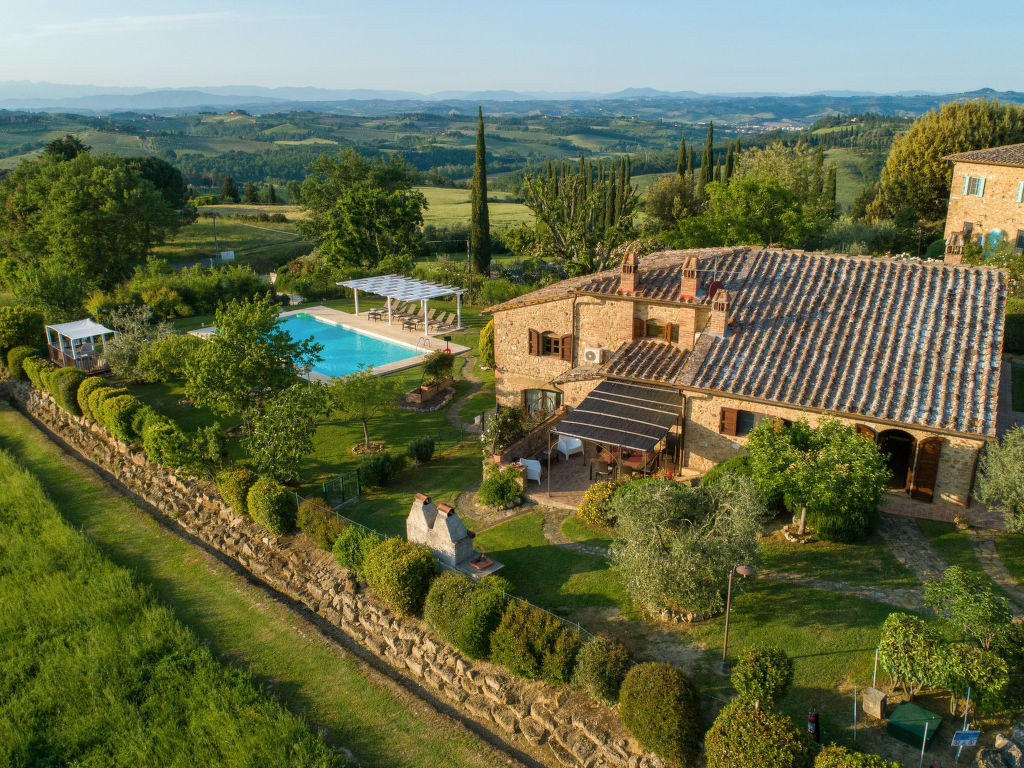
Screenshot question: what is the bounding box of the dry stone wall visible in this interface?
[4,380,662,768]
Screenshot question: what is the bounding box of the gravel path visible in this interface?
[878,514,950,583]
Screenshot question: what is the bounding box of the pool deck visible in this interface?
[281,305,470,382]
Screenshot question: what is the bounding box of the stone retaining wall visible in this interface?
[4,380,661,768]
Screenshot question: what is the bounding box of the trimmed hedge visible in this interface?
[814,746,901,768]
[478,463,521,507]
[51,367,86,415]
[423,571,476,645]
[704,698,813,768]
[701,455,754,487]
[7,346,37,380]
[88,387,128,428]
[361,537,437,617]
[21,356,46,389]
[297,497,343,549]
[142,417,192,470]
[131,405,162,440]
[572,636,630,705]
[101,394,143,443]
[489,600,579,685]
[358,451,406,488]
[76,376,107,419]
[331,525,381,576]
[247,477,295,536]
[38,363,59,393]
[731,645,794,708]
[455,577,511,660]
[619,662,701,768]
[216,467,257,516]
[407,437,436,464]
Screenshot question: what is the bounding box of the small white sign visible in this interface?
[951,730,980,747]
[220,251,235,261]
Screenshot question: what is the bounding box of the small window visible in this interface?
[523,389,561,415]
[962,221,974,237]
[735,410,759,436]
[719,407,762,437]
[964,176,985,197]
[541,332,561,357]
[1016,229,1024,252]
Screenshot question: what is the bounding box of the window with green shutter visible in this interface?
[1017,180,1023,203]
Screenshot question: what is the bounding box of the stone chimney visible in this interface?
[680,256,701,299]
[709,290,730,336]
[618,247,640,294]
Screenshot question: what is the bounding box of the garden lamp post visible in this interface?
[720,564,755,674]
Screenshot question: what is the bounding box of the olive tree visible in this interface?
[609,474,766,618]
[974,426,1024,533]
[328,365,403,448]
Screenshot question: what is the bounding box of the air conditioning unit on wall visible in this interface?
[583,347,605,365]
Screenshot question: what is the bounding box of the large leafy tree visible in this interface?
[609,474,765,618]
[974,425,1024,531]
[0,153,181,320]
[244,382,328,482]
[470,106,491,275]
[328,365,403,448]
[867,99,1024,228]
[299,148,426,271]
[184,296,322,421]
[745,418,890,542]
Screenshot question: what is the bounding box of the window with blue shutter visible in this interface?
[965,176,986,196]
[1017,181,1023,203]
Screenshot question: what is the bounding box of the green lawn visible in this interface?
[759,529,920,591]
[417,186,533,229]
[1012,363,1024,411]
[995,533,1024,586]
[916,519,988,580]
[560,515,615,547]
[0,404,499,768]
[152,216,311,268]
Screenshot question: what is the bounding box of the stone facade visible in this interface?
[3,379,663,768]
[682,391,984,507]
[944,159,1024,264]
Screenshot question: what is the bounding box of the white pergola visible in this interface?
[45,318,117,372]
[337,275,467,335]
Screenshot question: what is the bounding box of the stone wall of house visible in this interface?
[4,380,660,768]
[944,160,1024,262]
[683,390,984,509]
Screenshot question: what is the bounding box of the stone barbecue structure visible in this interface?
[943,142,1024,263]
[407,494,503,578]
[485,246,1007,507]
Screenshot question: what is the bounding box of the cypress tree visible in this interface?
[697,122,714,197]
[724,144,735,181]
[827,166,838,204]
[267,183,277,204]
[713,159,721,183]
[687,148,695,175]
[604,168,616,231]
[676,137,686,177]
[471,106,491,275]
[242,181,258,204]
[220,175,240,203]
[813,145,825,196]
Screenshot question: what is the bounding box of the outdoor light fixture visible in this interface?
[721,564,755,674]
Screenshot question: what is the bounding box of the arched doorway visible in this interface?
[877,429,916,491]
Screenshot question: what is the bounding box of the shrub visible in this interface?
[358,451,406,488]
[0,305,43,356]
[619,662,701,767]
[576,480,617,527]
[481,406,528,454]
[815,745,902,768]
[489,600,580,684]
[479,318,495,367]
[101,394,143,443]
[88,387,128,428]
[478,463,521,507]
[731,645,794,708]
[423,570,477,644]
[361,537,437,617]
[247,477,295,536]
[407,437,436,464]
[51,367,86,415]
[21,356,45,388]
[455,576,511,660]
[131,405,162,440]
[6,346,37,380]
[332,525,381,576]
[572,636,630,704]
[76,376,108,419]
[216,467,257,515]
[142,417,194,470]
[136,334,203,383]
[296,497,343,549]
[38,362,59,393]
[705,699,814,768]
[701,455,754,487]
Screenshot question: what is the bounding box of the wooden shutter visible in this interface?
[663,322,673,342]
[632,317,644,340]
[559,334,573,362]
[528,328,540,356]
[719,407,739,436]
[910,436,942,503]
[855,424,876,441]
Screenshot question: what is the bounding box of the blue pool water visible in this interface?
[280,313,419,378]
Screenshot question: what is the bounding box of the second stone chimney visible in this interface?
[618,247,640,294]
[709,289,730,336]
[680,256,701,299]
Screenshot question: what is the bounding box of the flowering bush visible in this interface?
[576,480,618,528]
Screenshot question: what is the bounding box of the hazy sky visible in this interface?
[1,0,1019,94]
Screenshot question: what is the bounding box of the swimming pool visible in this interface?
[280,313,420,378]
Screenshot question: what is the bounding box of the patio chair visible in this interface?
[592,460,612,480]
[556,438,584,462]
[518,458,542,484]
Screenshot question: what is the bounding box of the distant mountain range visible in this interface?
[0,81,1020,122]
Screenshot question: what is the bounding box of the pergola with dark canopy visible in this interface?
[336,275,466,335]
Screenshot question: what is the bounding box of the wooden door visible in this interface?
[910,436,942,503]
[855,424,876,441]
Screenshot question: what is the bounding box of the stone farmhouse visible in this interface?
[943,142,1024,263]
[484,248,1006,507]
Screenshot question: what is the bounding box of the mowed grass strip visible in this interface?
[0,442,343,768]
[0,405,498,768]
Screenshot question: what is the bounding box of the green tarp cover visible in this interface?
[886,702,942,748]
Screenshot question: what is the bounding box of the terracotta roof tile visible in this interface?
[943,142,1024,168]
[601,338,690,384]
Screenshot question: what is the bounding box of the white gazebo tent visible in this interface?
[45,318,117,372]
[337,275,467,335]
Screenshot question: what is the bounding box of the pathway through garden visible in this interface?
[878,514,949,583]
[970,530,1024,616]
[445,354,484,434]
